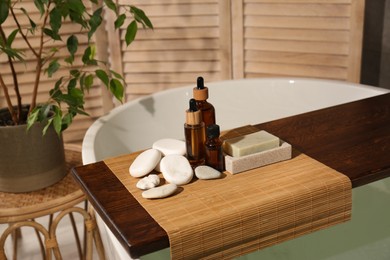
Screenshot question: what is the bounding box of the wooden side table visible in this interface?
[0,144,105,260]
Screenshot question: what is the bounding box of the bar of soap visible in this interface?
[223,130,280,157]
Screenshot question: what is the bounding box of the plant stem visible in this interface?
[10,7,38,58]
[0,25,18,124]
[29,3,51,114]
[0,73,17,123]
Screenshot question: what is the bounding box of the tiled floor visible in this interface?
[0,203,99,259]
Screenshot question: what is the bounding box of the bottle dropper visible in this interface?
[193,76,216,128]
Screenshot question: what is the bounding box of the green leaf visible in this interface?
[50,87,62,99]
[34,0,45,16]
[90,44,96,59]
[43,28,62,41]
[27,108,40,131]
[64,56,74,64]
[95,69,109,87]
[6,29,19,47]
[130,5,153,29]
[20,8,37,30]
[40,104,52,119]
[67,35,78,57]
[69,10,86,27]
[50,7,62,34]
[61,113,73,131]
[125,20,137,46]
[70,69,80,78]
[103,0,117,13]
[0,0,9,25]
[84,74,93,90]
[82,45,97,65]
[42,118,53,136]
[52,108,62,135]
[110,70,124,81]
[67,78,77,90]
[114,14,126,29]
[58,94,77,106]
[74,108,89,116]
[79,73,85,91]
[88,8,103,39]
[70,87,84,103]
[82,46,91,63]
[51,77,63,96]
[47,59,60,77]
[2,47,24,61]
[109,79,124,102]
[68,0,86,14]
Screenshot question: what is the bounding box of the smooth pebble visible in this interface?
[142,183,178,199]
[152,138,186,156]
[160,155,193,185]
[129,149,161,177]
[195,166,222,180]
[136,174,160,190]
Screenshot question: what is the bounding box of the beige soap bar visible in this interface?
[223,130,280,157]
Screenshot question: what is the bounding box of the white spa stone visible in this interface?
[195,166,221,180]
[136,174,161,190]
[152,138,186,156]
[160,155,193,185]
[142,183,178,199]
[129,149,162,177]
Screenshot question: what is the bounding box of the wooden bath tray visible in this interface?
[72,93,390,258]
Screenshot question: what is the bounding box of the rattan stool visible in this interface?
[0,144,105,260]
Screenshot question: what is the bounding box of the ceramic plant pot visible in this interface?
[0,108,66,193]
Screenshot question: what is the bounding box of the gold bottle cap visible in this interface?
[193,76,209,101]
[186,109,202,125]
[186,98,202,125]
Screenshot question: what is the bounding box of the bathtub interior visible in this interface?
[81,78,390,260]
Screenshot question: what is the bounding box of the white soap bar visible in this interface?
[223,130,280,157]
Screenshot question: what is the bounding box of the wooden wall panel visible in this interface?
[232,0,364,82]
[109,0,232,101]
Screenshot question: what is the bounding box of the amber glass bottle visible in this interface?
[205,124,225,171]
[193,76,216,128]
[184,98,206,167]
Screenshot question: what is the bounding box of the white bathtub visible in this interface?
[82,78,390,260]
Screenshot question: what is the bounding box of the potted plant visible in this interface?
[0,0,152,192]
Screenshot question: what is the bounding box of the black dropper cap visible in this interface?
[206,124,220,138]
[197,76,205,89]
[189,98,198,112]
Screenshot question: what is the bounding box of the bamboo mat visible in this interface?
[104,127,352,260]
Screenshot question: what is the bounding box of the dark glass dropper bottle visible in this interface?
[205,124,225,171]
[193,76,216,128]
[184,98,206,167]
